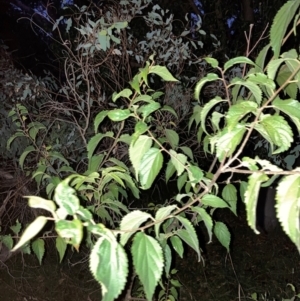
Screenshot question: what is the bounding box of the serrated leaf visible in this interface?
[224,56,255,71]
[178,146,194,161]
[244,172,269,233]
[164,244,172,277]
[191,207,213,243]
[155,205,177,237]
[170,235,184,258]
[169,150,187,176]
[149,65,178,82]
[120,210,152,245]
[194,73,220,101]
[222,184,237,216]
[12,216,48,252]
[90,237,128,301]
[129,135,152,180]
[32,238,45,265]
[276,174,300,251]
[139,148,163,190]
[165,159,176,183]
[56,236,67,263]
[214,221,230,252]
[165,129,179,149]
[175,216,200,260]
[131,233,164,301]
[201,194,229,208]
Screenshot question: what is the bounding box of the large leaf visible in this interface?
[201,194,229,208]
[131,233,164,301]
[129,135,152,180]
[120,210,152,245]
[165,129,179,149]
[149,65,178,82]
[90,237,128,301]
[224,56,255,71]
[169,150,187,177]
[139,148,164,190]
[276,174,300,252]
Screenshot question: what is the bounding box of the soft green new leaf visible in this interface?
[270,0,300,58]
[94,110,109,133]
[10,221,21,235]
[170,235,184,258]
[222,184,237,216]
[165,129,179,149]
[55,180,80,215]
[131,233,164,301]
[259,114,293,154]
[12,216,48,252]
[129,135,152,180]
[87,132,114,159]
[155,205,177,237]
[169,150,187,177]
[191,207,213,243]
[56,236,67,263]
[273,98,300,131]
[149,65,178,82]
[139,148,163,190]
[108,109,132,121]
[175,216,201,260]
[132,95,153,104]
[32,238,45,265]
[204,57,219,68]
[55,219,83,250]
[200,97,226,134]
[90,237,128,301]
[224,56,255,71]
[194,73,220,101]
[27,196,56,213]
[129,74,141,94]
[276,174,300,252]
[201,194,229,208]
[214,221,230,252]
[19,145,36,170]
[244,172,269,233]
[120,210,152,245]
[230,78,262,105]
[134,121,148,136]
[112,88,133,102]
[226,101,257,130]
[215,124,247,161]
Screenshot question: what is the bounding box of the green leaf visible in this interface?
[169,150,187,177]
[191,207,213,243]
[201,194,229,208]
[90,237,128,301]
[214,221,230,252]
[276,175,300,252]
[222,184,237,216]
[178,146,194,161]
[120,210,152,246]
[204,57,219,68]
[129,74,141,94]
[175,216,201,260]
[164,244,172,277]
[255,44,271,72]
[12,216,48,252]
[149,65,178,82]
[139,148,164,190]
[230,78,262,105]
[87,132,114,159]
[188,165,204,184]
[6,131,25,150]
[108,109,132,121]
[270,0,300,58]
[129,135,152,180]
[224,56,255,71]
[132,233,164,301]
[170,235,184,258]
[177,172,187,192]
[19,145,36,170]
[200,97,226,134]
[55,219,83,250]
[88,154,105,173]
[258,114,293,154]
[161,105,178,118]
[165,129,179,149]
[27,196,56,213]
[134,121,148,136]
[244,172,269,233]
[112,88,133,102]
[94,110,109,133]
[56,236,67,263]
[32,238,45,265]
[194,73,220,101]
[155,205,177,237]
[273,98,300,131]
[267,58,284,80]
[165,159,176,183]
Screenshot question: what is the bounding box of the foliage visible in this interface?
[2,1,300,301]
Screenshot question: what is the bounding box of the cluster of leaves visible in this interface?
[3,1,300,301]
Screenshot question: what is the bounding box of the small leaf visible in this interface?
[94,110,109,132]
[194,73,220,101]
[131,233,164,301]
[32,238,45,265]
[170,235,184,258]
[56,236,67,263]
[214,221,230,252]
[149,65,178,82]
[155,205,177,237]
[87,132,114,159]
[170,150,187,177]
[191,207,213,243]
[201,194,229,208]
[19,146,36,170]
[108,109,132,121]
[165,129,179,149]
[27,196,56,213]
